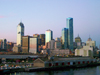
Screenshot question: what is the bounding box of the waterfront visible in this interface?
[6,66,100,75]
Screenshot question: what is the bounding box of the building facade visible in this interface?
[40,34,45,45]
[75,46,94,57]
[62,28,68,49]
[86,38,96,48]
[13,46,21,53]
[75,35,82,43]
[17,22,24,46]
[0,39,7,50]
[66,17,73,51]
[45,29,53,44]
[22,36,30,53]
[55,41,61,49]
[29,37,38,54]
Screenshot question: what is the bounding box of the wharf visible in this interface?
[25,63,100,72]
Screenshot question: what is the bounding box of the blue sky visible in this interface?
[0,0,100,47]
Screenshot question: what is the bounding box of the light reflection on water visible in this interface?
[8,66,100,75]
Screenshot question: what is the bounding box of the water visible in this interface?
[6,66,100,75]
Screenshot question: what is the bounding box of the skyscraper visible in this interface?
[17,22,24,46]
[29,37,38,54]
[40,34,45,45]
[66,17,73,51]
[62,28,68,49]
[22,36,30,53]
[45,29,53,44]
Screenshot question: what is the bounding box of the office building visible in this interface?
[55,41,61,49]
[40,34,45,45]
[29,37,38,54]
[17,22,24,46]
[0,39,7,49]
[62,28,68,49]
[45,29,53,43]
[22,36,30,53]
[13,46,21,53]
[66,17,73,51]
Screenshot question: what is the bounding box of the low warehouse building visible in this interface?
[33,57,97,68]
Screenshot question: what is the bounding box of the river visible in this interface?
[7,66,100,75]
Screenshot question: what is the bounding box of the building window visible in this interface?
[87,61,89,64]
[83,61,85,64]
[49,63,52,67]
[73,62,75,65]
[78,62,80,64]
[62,62,64,65]
[68,62,70,65]
[56,63,58,66]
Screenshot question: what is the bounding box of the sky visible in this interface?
[0,0,100,47]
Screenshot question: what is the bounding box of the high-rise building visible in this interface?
[62,28,68,49]
[29,37,38,54]
[0,40,3,49]
[17,22,24,46]
[22,36,30,53]
[0,39,7,49]
[2,39,7,49]
[40,34,45,45]
[66,17,73,51]
[45,29,53,44]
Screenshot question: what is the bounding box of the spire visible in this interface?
[78,34,79,37]
[88,35,92,41]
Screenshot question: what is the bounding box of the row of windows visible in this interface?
[49,61,96,67]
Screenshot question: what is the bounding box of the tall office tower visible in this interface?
[29,37,38,54]
[2,39,7,49]
[22,36,30,53]
[45,29,53,44]
[17,22,24,46]
[0,40,3,49]
[0,39,7,49]
[62,28,68,49]
[40,34,45,45]
[66,17,73,51]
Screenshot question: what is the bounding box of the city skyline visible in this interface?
[0,0,100,47]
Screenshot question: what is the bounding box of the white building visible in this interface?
[75,46,94,57]
[45,29,53,43]
[86,38,96,47]
[17,22,24,46]
[13,46,21,53]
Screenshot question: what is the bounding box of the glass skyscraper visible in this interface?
[17,22,24,46]
[45,29,53,44]
[29,37,38,54]
[66,17,73,51]
[62,28,68,49]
